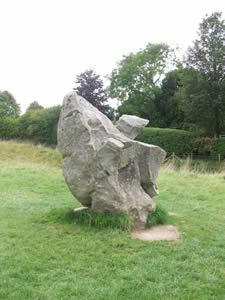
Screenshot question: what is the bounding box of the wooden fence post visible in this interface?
[172,152,175,164]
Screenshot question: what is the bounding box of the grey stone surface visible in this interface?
[115,114,149,139]
[58,92,166,228]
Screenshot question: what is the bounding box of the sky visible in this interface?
[0,0,225,113]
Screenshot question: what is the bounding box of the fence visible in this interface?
[165,152,224,163]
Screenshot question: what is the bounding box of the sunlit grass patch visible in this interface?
[0,139,62,168]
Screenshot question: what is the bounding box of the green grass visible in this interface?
[39,208,133,231]
[0,139,62,168]
[165,156,225,173]
[147,205,168,227]
[0,141,225,299]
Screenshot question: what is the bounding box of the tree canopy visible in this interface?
[108,43,174,102]
[0,90,20,118]
[108,43,176,125]
[108,14,225,135]
[154,68,184,128]
[182,12,225,136]
[74,69,112,118]
[26,101,44,112]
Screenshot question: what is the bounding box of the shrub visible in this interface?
[0,117,21,139]
[18,106,61,145]
[193,137,213,154]
[34,106,61,145]
[210,138,225,157]
[19,109,42,139]
[136,127,195,155]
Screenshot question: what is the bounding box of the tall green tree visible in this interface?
[155,68,184,128]
[74,70,112,119]
[0,90,20,118]
[26,101,44,112]
[107,43,175,125]
[183,12,225,136]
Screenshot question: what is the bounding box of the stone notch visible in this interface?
[57,92,166,228]
[115,114,149,139]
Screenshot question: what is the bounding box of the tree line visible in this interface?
[1,12,225,140]
[108,12,225,137]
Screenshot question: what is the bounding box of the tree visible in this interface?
[183,12,225,136]
[74,70,112,118]
[19,105,61,145]
[107,43,176,124]
[154,68,184,128]
[26,101,44,111]
[0,90,20,118]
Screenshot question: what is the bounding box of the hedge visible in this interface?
[1,111,225,156]
[18,106,61,145]
[0,117,21,139]
[0,106,61,145]
[136,127,195,155]
[210,138,225,157]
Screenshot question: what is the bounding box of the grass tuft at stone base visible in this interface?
[39,207,133,231]
[147,204,168,227]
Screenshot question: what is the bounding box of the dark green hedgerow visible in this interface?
[210,138,225,157]
[0,106,61,145]
[0,117,21,139]
[136,127,195,155]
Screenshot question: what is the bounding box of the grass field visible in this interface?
[0,140,224,299]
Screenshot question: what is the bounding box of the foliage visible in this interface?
[210,138,225,156]
[26,101,44,111]
[74,69,112,118]
[0,90,20,118]
[136,128,225,157]
[19,105,61,145]
[147,205,168,227]
[19,109,42,139]
[108,43,174,102]
[183,12,225,136]
[0,117,20,139]
[153,68,185,128]
[108,43,176,125]
[193,137,213,154]
[136,127,195,155]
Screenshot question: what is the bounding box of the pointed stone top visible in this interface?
[115,114,149,139]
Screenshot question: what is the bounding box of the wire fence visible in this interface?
[165,152,224,162]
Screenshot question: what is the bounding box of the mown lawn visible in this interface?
[0,141,224,299]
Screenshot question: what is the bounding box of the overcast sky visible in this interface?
[0,0,225,113]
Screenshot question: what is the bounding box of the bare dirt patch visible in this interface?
[130,225,180,242]
[168,212,177,216]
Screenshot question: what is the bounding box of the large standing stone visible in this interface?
[57,92,166,228]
